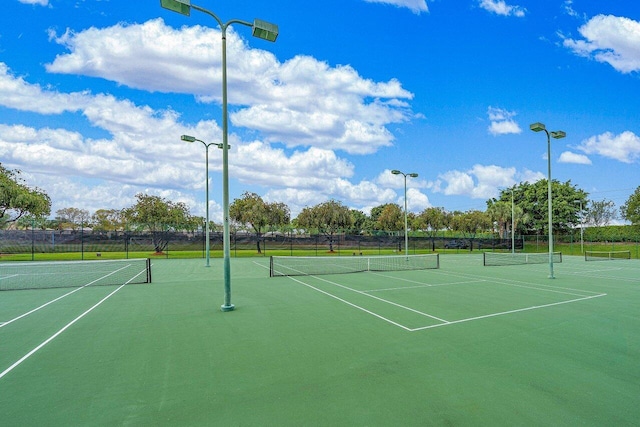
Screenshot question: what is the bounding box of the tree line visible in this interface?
[2,163,640,254]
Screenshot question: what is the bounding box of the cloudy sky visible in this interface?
[1,0,639,222]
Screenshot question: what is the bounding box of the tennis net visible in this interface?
[0,258,152,291]
[483,251,562,266]
[270,254,439,277]
[585,250,631,261]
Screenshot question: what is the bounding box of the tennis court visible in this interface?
[1,254,639,425]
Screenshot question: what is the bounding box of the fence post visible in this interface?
[31,220,35,261]
[81,222,84,260]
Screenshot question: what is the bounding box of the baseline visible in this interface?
[410,293,607,332]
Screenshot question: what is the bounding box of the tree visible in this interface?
[92,209,124,231]
[376,203,403,232]
[296,200,353,252]
[348,209,369,234]
[486,200,512,238]
[621,186,640,225]
[16,214,50,230]
[414,207,449,251]
[510,180,587,234]
[449,210,491,249]
[486,193,527,239]
[0,163,51,228]
[585,199,617,227]
[56,207,90,230]
[229,192,290,253]
[122,193,192,253]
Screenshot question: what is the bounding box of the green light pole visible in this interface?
[510,187,515,254]
[575,199,584,253]
[161,0,278,311]
[181,135,224,267]
[391,169,418,257]
[530,122,566,279]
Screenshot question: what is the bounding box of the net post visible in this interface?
[146,258,152,283]
[269,256,274,277]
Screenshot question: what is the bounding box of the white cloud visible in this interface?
[363,0,428,14]
[404,187,431,211]
[563,0,583,19]
[0,63,89,114]
[18,0,49,5]
[559,151,592,164]
[577,131,640,163]
[378,169,431,212]
[563,15,640,73]
[519,168,546,183]
[0,18,424,218]
[265,178,400,218]
[487,107,522,136]
[478,0,526,18]
[434,164,541,199]
[45,19,415,155]
[0,60,408,220]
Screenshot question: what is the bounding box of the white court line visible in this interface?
[0,263,135,330]
[273,262,610,332]
[409,293,607,332]
[311,275,449,323]
[364,279,485,293]
[0,266,149,381]
[430,268,606,297]
[568,269,640,283]
[573,273,639,283]
[285,275,415,331]
[0,283,127,380]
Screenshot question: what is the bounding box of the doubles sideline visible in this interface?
[0,264,151,381]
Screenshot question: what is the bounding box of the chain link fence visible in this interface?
[1,228,638,260]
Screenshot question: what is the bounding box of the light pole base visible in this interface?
[221,303,235,312]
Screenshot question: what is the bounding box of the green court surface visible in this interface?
[1,254,639,426]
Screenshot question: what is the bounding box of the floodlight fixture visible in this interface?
[530,122,546,132]
[252,19,279,42]
[181,134,197,142]
[160,0,190,16]
[550,131,566,139]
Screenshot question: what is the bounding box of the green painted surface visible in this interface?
[1,255,639,425]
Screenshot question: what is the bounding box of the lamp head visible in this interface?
[160,0,190,16]
[391,170,401,175]
[409,173,419,178]
[530,122,546,132]
[550,130,566,139]
[181,135,196,142]
[252,19,279,42]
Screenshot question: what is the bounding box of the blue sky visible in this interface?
[1,0,639,223]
